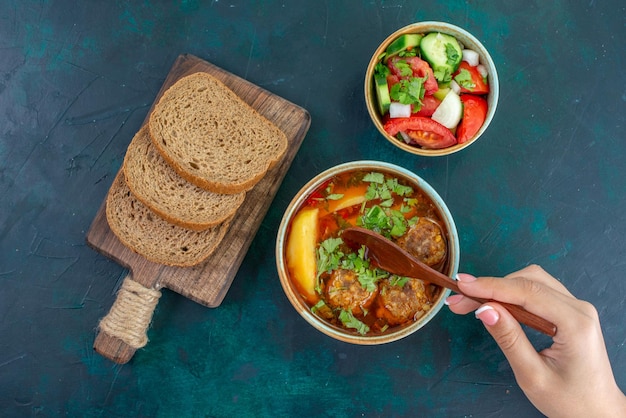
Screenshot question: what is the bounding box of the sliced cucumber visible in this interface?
[420,32,463,83]
[374,74,391,115]
[431,90,463,129]
[385,33,423,61]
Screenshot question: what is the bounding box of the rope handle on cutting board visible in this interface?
[94,275,161,363]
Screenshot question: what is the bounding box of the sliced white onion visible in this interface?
[389,102,412,118]
[450,80,461,94]
[431,90,463,129]
[477,64,489,78]
[399,131,411,144]
[462,49,480,66]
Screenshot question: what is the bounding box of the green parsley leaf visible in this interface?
[326,193,344,201]
[316,237,345,291]
[398,48,418,59]
[374,62,390,78]
[389,210,408,238]
[389,275,410,288]
[358,268,388,292]
[311,299,334,320]
[378,184,392,201]
[363,172,385,184]
[358,205,388,232]
[454,69,475,90]
[365,183,378,201]
[358,271,379,292]
[389,77,426,108]
[321,237,343,254]
[339,310,370,335]
[393,60,413,77]
[433,67,452,84]
[312,300,326,310]
[445,43,460,66]
[386,178,413,197]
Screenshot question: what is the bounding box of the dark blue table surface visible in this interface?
[1,1,624,417]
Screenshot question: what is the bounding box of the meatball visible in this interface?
[376,278,432,326]
[395,217,446,266]
[324,268,377,316]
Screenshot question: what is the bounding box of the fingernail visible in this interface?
[457,273,477,283]
[475,305,499,326]
[444,294,464,306]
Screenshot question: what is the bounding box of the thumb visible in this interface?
[475,304,545,385]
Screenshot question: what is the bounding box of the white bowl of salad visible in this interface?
[365,21,499,156]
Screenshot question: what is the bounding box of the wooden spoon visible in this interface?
[342,227,557,337]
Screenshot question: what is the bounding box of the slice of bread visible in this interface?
[148,72,288,194]
[106,172,231,267]
[123,125,245,231]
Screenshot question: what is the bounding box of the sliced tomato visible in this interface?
[454,61,489,94]
[384,116,457,149]
[405,57,439,95]
[456,95,488,144]
[386,74,400,90]
[388,56,438,95]
[413,95,440,117]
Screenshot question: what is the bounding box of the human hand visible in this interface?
[445,264,626,417]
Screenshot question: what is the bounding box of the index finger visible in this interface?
[457,274,584,336]
[504,264,574,298]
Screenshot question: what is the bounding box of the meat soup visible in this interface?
[284,169,449,336]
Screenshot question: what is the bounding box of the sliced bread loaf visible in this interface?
[148,72,288,194]
[123,125,245,231]
[106,172,231,267]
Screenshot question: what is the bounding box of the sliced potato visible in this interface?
[332,195,366,212]
[325,183,369,214]
[286,208,319,304]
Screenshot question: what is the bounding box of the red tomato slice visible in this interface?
[454,61,489,94]
[413,95,440,116]
[388,56,438,95]
[456,95,488,144]
[384,116,457,149]
[386,74,400,90]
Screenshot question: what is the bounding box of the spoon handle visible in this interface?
[428,268,557,336]
[460,294,557,337]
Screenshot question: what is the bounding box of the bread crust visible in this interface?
[105,172,232,267]
[123,125,245,231]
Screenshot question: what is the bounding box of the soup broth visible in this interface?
[285,169,449,336]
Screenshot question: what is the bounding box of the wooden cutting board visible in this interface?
[87,54,310,363]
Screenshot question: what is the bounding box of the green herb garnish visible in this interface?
[316,237,344,292]
[397,48,418,58]
[393,60,413,77]
[445,43,460,66]
[454,68,475,90]
[340,246,386,292]
[389,275,410,288]
[326,194,344,200]
[374,62,390,78]
[339,310,370,335]
[389,77,426,109]
[386,178,413,197]
[358,205,407,238]
[363,172,385,184]
[433,67,451,84]
[356,172,416,238]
